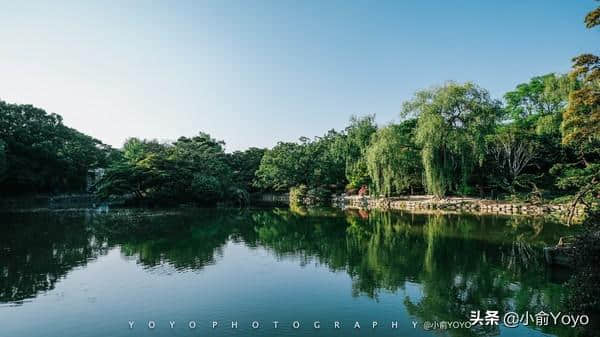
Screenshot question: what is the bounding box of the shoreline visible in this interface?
[0,193,586,220]
[332,195,585,218]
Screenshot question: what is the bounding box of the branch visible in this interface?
[567,176,599,226]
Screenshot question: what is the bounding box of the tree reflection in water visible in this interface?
[0,211,110,304]
[0,208,582,336]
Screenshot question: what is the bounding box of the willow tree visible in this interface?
[341,115,377,189]
[366,120,422,196]
[402,82,501,197]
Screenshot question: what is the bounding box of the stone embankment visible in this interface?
[332,195,584,217]
[253,193,290,205]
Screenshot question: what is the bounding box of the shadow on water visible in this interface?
[0,207,590,336]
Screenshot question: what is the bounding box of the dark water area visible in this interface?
[0,207,591,336]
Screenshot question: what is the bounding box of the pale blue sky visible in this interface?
[1,1,598,151]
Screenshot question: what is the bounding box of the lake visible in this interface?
[0,207,586,336]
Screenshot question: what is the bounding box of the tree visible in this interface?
[366,120,422,196]
[255,141,309,191]
[503,73,574,146]
[307,129,346,189]
[504,73,571,120]
[0,100,111,194]
[96,133,235,205]
[494,74,576,199]
[97,138,168,200]
[341,115,377,189]
[227,147,266,193]
[557,2,600,317]
[562,57,600,148]
[403,82,502,197]
[254,130,346,192]
[557,1,600,221]
[486,126,539,195]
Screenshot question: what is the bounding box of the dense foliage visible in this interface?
[0,67,592,205]
[558,3,600,314]
[1,1,598,327]
[1,4,597,212]
[254,130,346,192]
[0,100,114,194]
[250,68,587,204]
[96,134,263,206]
[3,208,581,336]
[227,147,266,194]
[366,120,422,196]
[555,3,600,221]
[341,115,378,189]
[402,82,502,197]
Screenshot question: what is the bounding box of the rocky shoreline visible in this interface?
[1,193,585,220]
[332,195,585,217]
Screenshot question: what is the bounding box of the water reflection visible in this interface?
[0,208,578,336]
[0,211,110,304]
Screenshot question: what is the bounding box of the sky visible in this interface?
[1,1,598,151]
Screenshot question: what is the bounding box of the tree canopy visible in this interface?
[255,130,346,192]
[402,82,502,197]
[0,100,112,194]
[366,120,422,196]
[342,115,377,189]
[504,74,571,120]
[1,2,597,209]
[96,134,262,205]
[553,2,600,222]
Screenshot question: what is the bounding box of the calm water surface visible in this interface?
[0,207,584,336]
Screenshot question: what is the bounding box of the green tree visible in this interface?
[403,82,502,197]
[504,73,571,120]
[494,73,575,199]
[556,2,600,316]
[562,56,600,148]
[557,2,600,220]
[227,147,266,193]
[504,73,573,143]
[97,133,235,205]
[0,100,111,194]
[366,120,422,196]
[561,3,600,152]
[307,129,346,189]
[255,141,309,191]
[254,130,346,192]
[341,115,377,189]
[97,138,168,200]
[486,126,540,195]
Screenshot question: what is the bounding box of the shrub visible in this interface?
[306,187,331,205]
[289,185,308,205]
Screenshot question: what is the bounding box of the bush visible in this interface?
[228,187,250,206]
[191,174,222,204]
[290,185,331,206]
[306,187,331,205]
[289,185,308,205]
